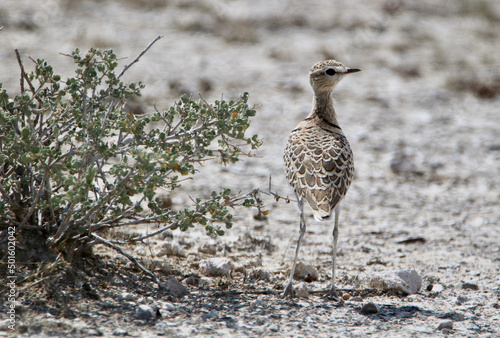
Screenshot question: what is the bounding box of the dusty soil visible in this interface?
[1,0,500,336]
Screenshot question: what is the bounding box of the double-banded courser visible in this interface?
[283,60,360,299]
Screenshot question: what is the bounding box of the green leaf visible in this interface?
[21,127,30,141]
[20,153,33,164]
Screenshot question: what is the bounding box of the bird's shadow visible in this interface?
[356,304,467,322]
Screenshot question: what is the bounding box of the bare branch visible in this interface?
[117,35,163,79]
[74,164,138,227]
[91,233,166,290]
[109,221,177,244]
[87,214,171,231]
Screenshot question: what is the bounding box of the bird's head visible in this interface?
[309,60,360,93]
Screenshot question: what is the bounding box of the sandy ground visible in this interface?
[1,0,500,336]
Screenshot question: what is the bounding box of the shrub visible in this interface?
[0,38,262,268]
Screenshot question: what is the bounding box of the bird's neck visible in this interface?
[308,91,339,126]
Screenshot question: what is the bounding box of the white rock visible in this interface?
[200,258,235,277]
[156,242,186,258]
[198,242,217,255]
[294,283,310,298]
[437,320,453,330]
[369,269,422,294]
[199,277,212,286]
[151,259,172,274]
[252,299,263,307]
[134,246,146,256]
[113,328,128,336]
[269,323,279,332]
[164,302,175,311]
[395,269,422,293]
[431,284,444,293]
[155,322,169,333]
[118,292,137,302]
[293,261,319,281]
[249,268,271,282]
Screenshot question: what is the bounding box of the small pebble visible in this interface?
[101,301,117,309]
[133,246,146,256]
[123,301,137,308]
[405,294,419,302]
[293,261,318,281]
[294,283,310,298]
[253,299,263,307]
[361,302,380,314]
[430,284,444,293]
[113,328,128,336]
[437,320,453,330]
[456,296,469,304]
[342,293,351,301]
[135,304,157,321]
[198,242,217,255]
[184,274,200,286]
[269,323,279,332]
[161,302,175,312]
[203,310,219,320]
[164,277,189,298]
[153,260,172,274]
[156,321,177,334]
[249,268,271,282]
[462,282,479,291]
[118,292,136,302]
[81,328,102,336]
[157,242,187,258]
[200,258,235,277]
[199,277,211,287]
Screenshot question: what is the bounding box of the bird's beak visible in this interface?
[346,68,361,74]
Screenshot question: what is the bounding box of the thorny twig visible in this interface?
[257,175,296,203]
[108,221,178,244]
[117,35,163,79]
[90,233,166,290]
[15,49,34,95]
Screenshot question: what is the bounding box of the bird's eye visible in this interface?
[325,68,336,76]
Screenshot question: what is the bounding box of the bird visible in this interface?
[283,60,360,299]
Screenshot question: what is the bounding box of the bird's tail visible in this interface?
[312,208,333,222]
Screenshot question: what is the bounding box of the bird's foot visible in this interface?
[282,283,295,299]
[322,287,340,301]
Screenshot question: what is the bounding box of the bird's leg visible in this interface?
[324,205,340,300]
[283,197,306,299]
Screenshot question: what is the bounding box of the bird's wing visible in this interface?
[284,126,354,221]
